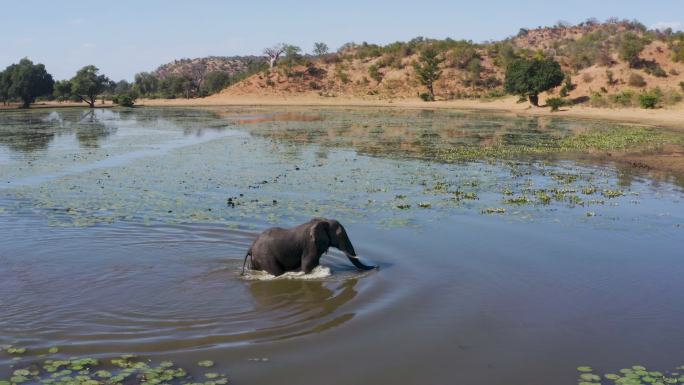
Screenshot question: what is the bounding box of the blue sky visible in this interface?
[1,0,681,81]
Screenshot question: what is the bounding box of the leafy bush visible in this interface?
[643,62,667,77]
[559,75,574,97]
[618,32,645,67]
[419,92,433,102]
[481,76,501,89]
[447,42,480,69]
[680,81,684,92]
[609,90,636,107]
[113,93,136,107]
[628,73,646,87]
[368,64,382,82]
[563,30,611,70]
[590,92,607,107]
[639,89,660,109]
[546,97,566,112]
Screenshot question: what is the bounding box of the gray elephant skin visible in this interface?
[242,218,378,276]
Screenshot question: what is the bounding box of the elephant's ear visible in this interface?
[310,220,331,254]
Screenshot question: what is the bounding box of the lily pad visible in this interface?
[198,360,215,368]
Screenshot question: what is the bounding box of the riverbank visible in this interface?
[140,95,684,131]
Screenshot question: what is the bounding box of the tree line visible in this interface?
[0,58,261,108]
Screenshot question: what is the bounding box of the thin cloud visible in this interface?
[70,18,85,25]
[651,21,682,31]
[82,42,96,49]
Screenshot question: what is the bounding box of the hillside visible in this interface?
[153,55,263,83]
[216,19,684,107]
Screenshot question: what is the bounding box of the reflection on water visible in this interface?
[1,107,684,385]
[247,278,358,341]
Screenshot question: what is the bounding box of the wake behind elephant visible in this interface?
[242,218,378,276]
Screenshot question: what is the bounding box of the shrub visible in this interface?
[113,92,136,107]
[639,90,660,109]
[265,79,275,87]
[482,76,501,89]
[308,81,321,90]
[546,97,566,112]
[662,89,683,105]
[669,68,680,76]
[643,62,667,77]
[679,81,684,92]
[618,32,645,67]
[559,75,574,97]
[368,64,383,82]
[605,70,617,85]
[590,92,607,107]
[419,92,433,101]
[609,90,636,107]
[628,73,646,87]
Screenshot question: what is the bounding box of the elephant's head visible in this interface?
[311,218,377,271]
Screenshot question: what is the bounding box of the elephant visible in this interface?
[242,218,378,276]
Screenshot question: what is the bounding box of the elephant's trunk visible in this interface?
[345,252,377,271]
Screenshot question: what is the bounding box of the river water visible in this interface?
[1,107,683,385]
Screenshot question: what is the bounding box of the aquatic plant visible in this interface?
[0,346,228,385]
[576,364,684,385]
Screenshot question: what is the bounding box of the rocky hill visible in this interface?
[218,19,684,107]
[154,56,264,81]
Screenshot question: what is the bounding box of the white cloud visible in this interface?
[651,21,682,31]
[82,43,96,49]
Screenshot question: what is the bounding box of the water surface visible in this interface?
[1,107,683,385]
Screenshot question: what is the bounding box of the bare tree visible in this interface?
[264,43,286,69]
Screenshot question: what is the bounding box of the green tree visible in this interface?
[113,80,132,95]
[504,58,564,106]
[159,74,194,99]
[280,44,304,68]
[0,69,11,105]
[201,71,231,95]
[53,80,72,102]
[313,42,329,57]
[466,57,482,88]
[133,72,159,96]
[618,32,645,68]
[71,65,110,108]
[3,58,54,108]
[413,47,443,101]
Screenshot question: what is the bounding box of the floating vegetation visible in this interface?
[602,189,625,198]
[482,208,506,214]
[576,364,684,385]
[3,346,26,355]
[582,186,599,195]
[0,107,678,230]
[505,195,532,205]
[0,346,228,385]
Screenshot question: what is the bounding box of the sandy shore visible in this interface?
[139,94,684,131]
[3,95,682,131]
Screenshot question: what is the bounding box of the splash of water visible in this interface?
[242,265,332,281]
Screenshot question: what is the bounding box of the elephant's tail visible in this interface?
[241,248,252,276]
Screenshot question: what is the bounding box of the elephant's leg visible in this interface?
[263,256,285,276]
[251,254,285,276]
[300,251,322,274]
